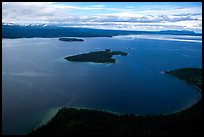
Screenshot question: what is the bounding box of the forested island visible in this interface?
[28,68,202,135]
[64,49,128,63]
[59,37,84,42]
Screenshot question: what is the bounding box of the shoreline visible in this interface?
[36,92,202,129]
[191,84,202,93]
[29,99,202,135]
[30,67,202,134]
[28,67,202,135]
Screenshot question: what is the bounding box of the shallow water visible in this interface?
[2,36,202,134]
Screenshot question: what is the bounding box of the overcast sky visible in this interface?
[2,2,202,32]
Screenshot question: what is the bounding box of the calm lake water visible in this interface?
[2,35,202,134]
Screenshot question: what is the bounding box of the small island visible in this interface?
[59,37,84,42]
[64,49,128,63]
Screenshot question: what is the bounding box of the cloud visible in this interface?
[2,2,202,32]
[173,13,202,16]
[79,14,199,23]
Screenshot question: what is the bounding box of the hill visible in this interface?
[2,24,201,38]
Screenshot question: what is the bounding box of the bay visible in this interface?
[2,35,202,134]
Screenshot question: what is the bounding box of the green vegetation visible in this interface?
[28,100,202,135]
[28,67,202,135]
[165,68,202,92]
[64,49,128,63]
[59,37,84,42]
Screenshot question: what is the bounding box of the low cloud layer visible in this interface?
[2,2,202,32]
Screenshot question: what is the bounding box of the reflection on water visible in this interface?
[2,71,51,77]
[113,34,202,43]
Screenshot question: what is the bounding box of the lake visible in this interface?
[2,34,202,134]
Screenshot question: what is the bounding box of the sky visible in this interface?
[2,2,202,32]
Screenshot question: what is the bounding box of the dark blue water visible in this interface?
[2,36,202,134]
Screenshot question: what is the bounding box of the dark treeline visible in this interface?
[28,99,202,135]
[166,68,202,91]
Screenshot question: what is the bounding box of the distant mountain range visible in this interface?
[159,30,196,35]
[2,24,201,38]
